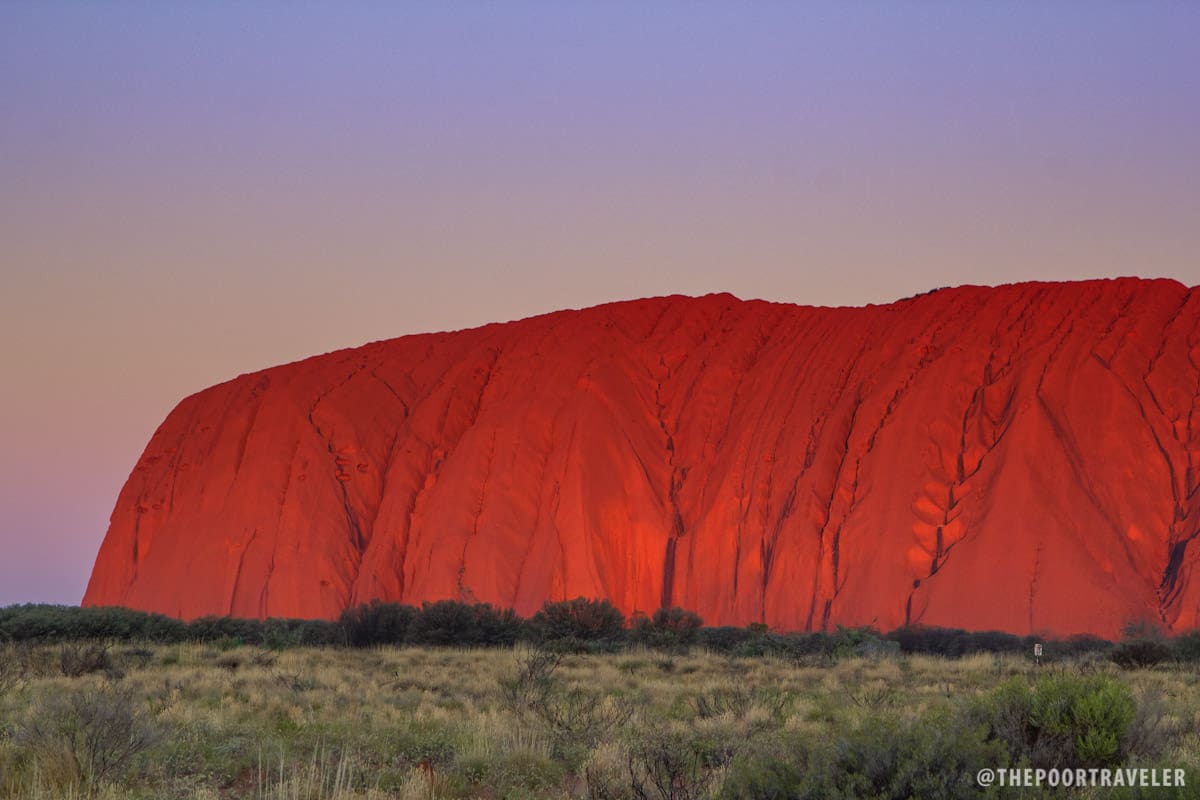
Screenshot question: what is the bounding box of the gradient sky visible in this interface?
[2,3,1198,606]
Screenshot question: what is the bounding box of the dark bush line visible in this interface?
[5,601,1200,662]
[0,604,334,649]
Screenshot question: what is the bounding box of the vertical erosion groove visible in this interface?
[83,282,1200,637]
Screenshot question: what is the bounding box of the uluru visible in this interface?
[83,278,1200,638]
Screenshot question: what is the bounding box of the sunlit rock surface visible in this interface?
[84,279,1200,636]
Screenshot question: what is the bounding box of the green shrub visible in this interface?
[408,600,476,646]
[727,625,832,660]
[408,600,523,646]
[0,604,188,643]
[722,736,817,800]
[1069,680,1136,763]
[830,710,1003,799]
[784,632,837,661]
[1051,633,1115,659]
[186,616,260,645]
[0,605,348,648]
[1110,638,1172,669]
[732,631,788,658]
[629,607,704,650]
[696,626,753,653]
[976,672,1135,768]
[627,724,735,800]
[528,598,625,648]
[258,617,337,648]
[1170,629,1200,662]
[886,625,1024,656]
[58,642,114,678]
[337,601,417,647]
[722,708,1005,799]
[469,603,525,646]
[387,719,459,767]
[829,626,896,660]
[456,749,566,797]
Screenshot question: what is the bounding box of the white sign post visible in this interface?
[1033,643,1043,665]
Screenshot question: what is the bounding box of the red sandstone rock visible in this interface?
[83,279,1200,637]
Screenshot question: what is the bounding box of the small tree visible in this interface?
[337,601,417,647]
[408,600,480,646]
[469,603,524,646]
[1111,618,1171,669]
[629,606,703,650]
[1171,629,1200,662]
[528,598,625,649]
[1109,638,1171,669]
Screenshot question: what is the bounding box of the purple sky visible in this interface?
[1,3,1198,606]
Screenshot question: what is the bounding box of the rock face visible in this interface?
[83,279,1200,636]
